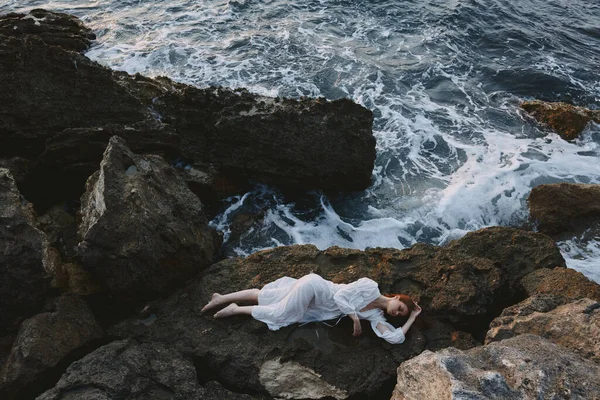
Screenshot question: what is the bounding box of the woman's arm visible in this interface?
[349,313,362,336]
[373,303,422,344]
[399,303,421,335]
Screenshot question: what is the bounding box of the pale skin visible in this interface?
[201,290,422,337]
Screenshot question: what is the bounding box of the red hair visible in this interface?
[385,294,416,314]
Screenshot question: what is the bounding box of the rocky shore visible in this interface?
[1,9,600,400]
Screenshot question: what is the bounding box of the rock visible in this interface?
[0,295,103,399]
[77,136,221,304]
[528,183,600,236]
[37,339,250,400]
[153,87,376,192]
[521,100,600,141]
[1,10,376,208]
[486,295,600,363]
[108,226,562,398]
[0,157,37,184]
[521,267,600,301]
[0,9,96,53]
[0,169,53,335]
[36,205,76,247]
[391,334,600,400]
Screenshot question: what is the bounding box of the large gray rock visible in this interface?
[0,295,103,399]
[0,169,53,335]
[77,136,221,303]
[392,334,600,400]
[108,227,563,398]
[486,295,600,363]
[37,339,251,400]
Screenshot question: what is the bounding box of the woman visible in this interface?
[201,273,421,344]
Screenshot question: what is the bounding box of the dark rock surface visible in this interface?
[37,339,251,400]
[528,183,600,236]
[152,86,376,191]
[77,136,221,303]
[521,100,600,141]
[0,9,95,53]
[107,226,563,398]
[486,295,600,363]
[0,9,375,210]
[0,169,53,335]
[0,295,103,399]
[392,334,600,400]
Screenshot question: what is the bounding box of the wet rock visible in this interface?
[1,9,375,208]
[391,334,600,400]
[153,87,376,192]
[0,9,95,53]
[77,136,221,304]
[0,295,103,399]
[37,339,249,400]
[521,100,600,141]
[108,226,562,398]
[486,296,600,363]
[528,183,600,236]
[521,267,600,301]
[0,169,53,335]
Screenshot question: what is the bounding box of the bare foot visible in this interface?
[214,303,238,318]
[201,293,224,313]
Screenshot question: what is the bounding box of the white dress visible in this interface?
[251,273,406,344]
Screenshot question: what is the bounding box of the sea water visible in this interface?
[3,0,600,282]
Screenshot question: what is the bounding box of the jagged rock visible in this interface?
[521,267,600,301]
[108,226,562,398]
[528,183,600,236]
[77,136,221,304]
[0,169,53,335]
[486,295,600,363]
[0,157,37,184]
[521,100,600,141]
[0,9,375,210]
[37,339,250,400]
[391,334,600,400]
[0,295,103,399]
[0,9,95,53]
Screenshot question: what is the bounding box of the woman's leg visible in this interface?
[214,303,254,318]
[201,289,260,313]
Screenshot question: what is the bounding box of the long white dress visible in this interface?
[251,273,406,344]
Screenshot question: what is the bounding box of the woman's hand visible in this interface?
[349,313,362,336]
[353,319,362,336]
[411,302,422,318]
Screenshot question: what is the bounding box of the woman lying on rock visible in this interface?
[201,273,421,344]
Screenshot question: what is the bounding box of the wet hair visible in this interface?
[384,294,416,314]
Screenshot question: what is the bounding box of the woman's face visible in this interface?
[387,297,409,317]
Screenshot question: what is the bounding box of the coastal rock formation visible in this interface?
[0,295,103,399]
[528,183,600,236]
[0,169,53,335]
[0,9,375,210]
[107,226,563,398]
[37,339,250,400]
[391,334,600,400]
[0,9,95,53]
[77,137,221,303]
[486,295,600,363]
[521,267,600,301]
[521,100,600,141]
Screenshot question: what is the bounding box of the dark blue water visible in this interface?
[3,0,600,281]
